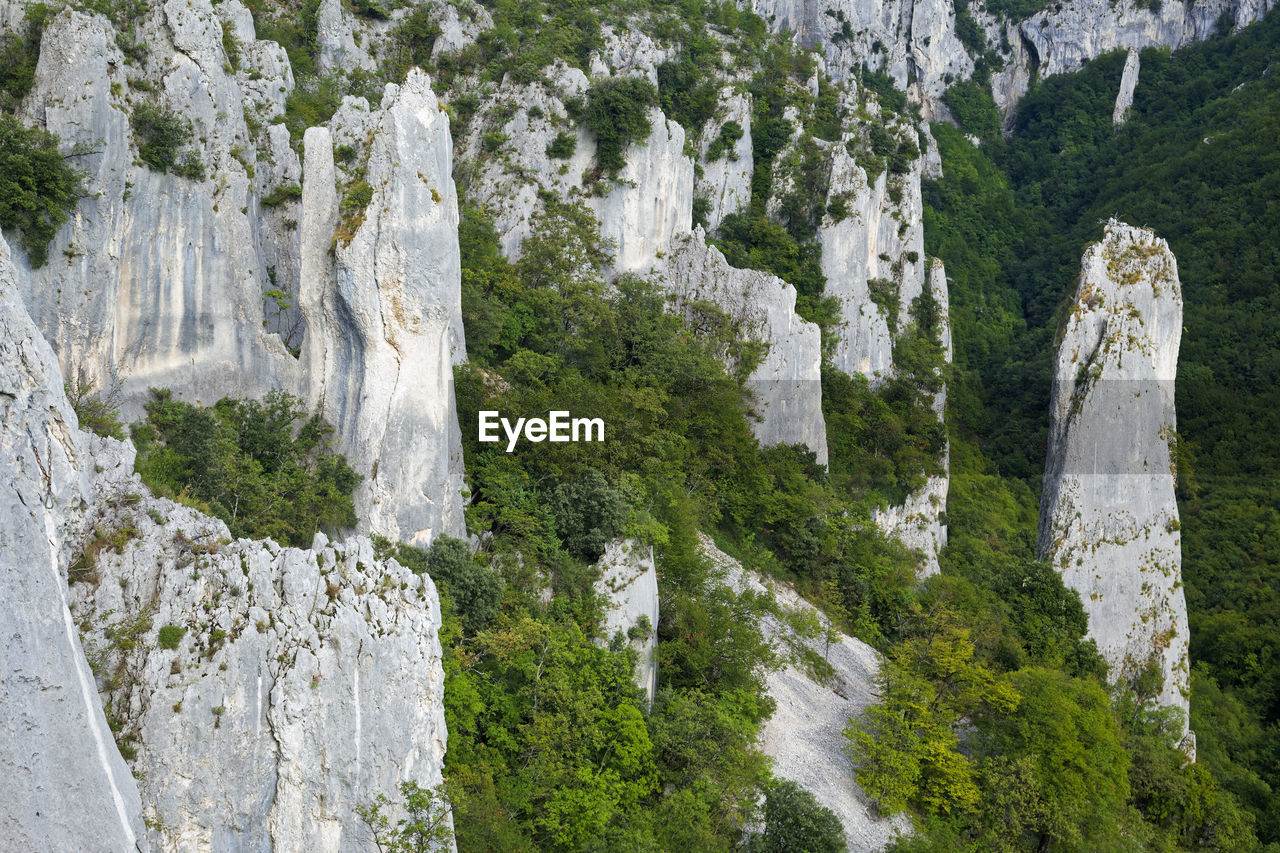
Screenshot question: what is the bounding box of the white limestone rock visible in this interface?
[69,450,450,852]
[594,540,659,704]
[994,0,1275,114]
[874,259,951,576]
[820,129,928,382]
[665,232,828,464]
[300,71,468,547]
[1038,221,1190,731]
[1113,47,1141,124]
[0,235,149,853]
[589,107,695,275]
[701,535,910,853]
[696,87,754,230]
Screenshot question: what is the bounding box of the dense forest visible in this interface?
[927,8,1280,847]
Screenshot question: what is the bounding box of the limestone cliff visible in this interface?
[594,540,660,704]
[1038,221,1190,734]
[11,5,465,544]
[71,442,450,851]
[0,234,149,853]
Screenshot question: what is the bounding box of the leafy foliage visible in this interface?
[130,101,205,179]
[0,113,84,266]
[582,76,658,176]
[132,389,359,546]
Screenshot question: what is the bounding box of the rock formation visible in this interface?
[594,540,660,704]
[701,535,910,852]
[71,444,450,851]
[12,5,466,544]
[665,232,829,465]
[1038,221,1190,733]
[1113,48,1141,125]
[0,235,150,853]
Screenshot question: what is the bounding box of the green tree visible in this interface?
[0,113,83,266]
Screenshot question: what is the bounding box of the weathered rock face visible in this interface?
[12,9,466,545]
[820,130,929,382]
[750,0,973,115]
[588,107,695,276]
[69,445,451,852]
[594,540,659,704]
[701,535,909,853]
[666,232,829,464]
[992,0,1275,116]
[696,88,754,230]
[1038,221,1190,730]
[17,6,298,412]
[0,235,149,852]
[299,71,468,548]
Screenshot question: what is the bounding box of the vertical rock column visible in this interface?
[1038,220,1191,738]
[300,70,468,547]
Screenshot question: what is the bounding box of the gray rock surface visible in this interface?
[696,88,754,230]
[594,540,659,704]
[665,232,828,464]
[702,535,910,852]
[0,235,149,853]
[1113,48,1141,125]
[299,71,468,547]
[1038,221,1190,731]
[69,443,451,852]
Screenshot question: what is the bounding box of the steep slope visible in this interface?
[1038,221,1190,737]
[0,233,149,853]
[12,3,466,544]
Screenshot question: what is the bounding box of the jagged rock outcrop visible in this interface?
[666,232,828,464]
[594,540,659,704]
[701,535,909,852]
[751,0,974,115]
[11,7,466,545]
[1038,221,1190,733]
[299,71,468,547]
[0,235,149,852]
[696,88,754,230]
[1112,48,1141,124]
[992,0,1276,116]
[69,439,451,851]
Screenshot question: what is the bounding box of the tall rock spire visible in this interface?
[1039,220,1191,745]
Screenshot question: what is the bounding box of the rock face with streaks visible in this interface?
[666,232,829,464]
[1038,221,1190,732]
[701,535,910,853]
[0,234,149,853]
[697,88,754,230]
[70,446,450,852]
[299,71,468,548]
[13,6,466,545]
[594,540,660,704]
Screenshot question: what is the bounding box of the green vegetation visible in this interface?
[157,624,185,650]
[0,113,84,267]
[0,2,51,112]
[260,183,303,207]
[66,381,125,440]
[581,76,658,177]
[130,101,205,180]
[915,9,1280,848]
[132,389,359,547]
[383,5,442,84]
[357,781,454,852]
[545,130,576,159]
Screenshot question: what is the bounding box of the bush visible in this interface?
[748,779,845,853]
[944,81,1002,142]
[582,76,657,176]
[66,381,125,440]
[546,130,577,159]
[157,624,185,650]
[132,389,359,546]
[550,469,628,563]
[0,2,52,112]
[422,536,504,632]
[130,101,205,179]
[0,114,83,267]
[706,120,743,161]
[383,5,441,82]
